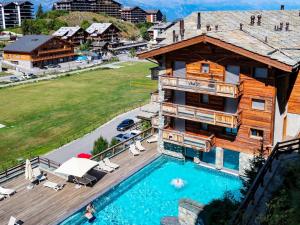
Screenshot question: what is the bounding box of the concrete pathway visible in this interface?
[44,106,146,163]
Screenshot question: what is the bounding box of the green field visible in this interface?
[0,62,156,170]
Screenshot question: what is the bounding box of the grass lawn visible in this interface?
[0,71,9,77]
[0,62,156,170]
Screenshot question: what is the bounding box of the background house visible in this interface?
[121,6,146,24]
[53,26,88,46]
[3,35,75,69]
[0,1,33,29]
[146,10,163,23]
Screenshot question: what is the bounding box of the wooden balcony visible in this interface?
[162,102,241,128]
[160,76,243,98]
[162,128,216,152]
[32,52,76,62]
[38,47,73,55]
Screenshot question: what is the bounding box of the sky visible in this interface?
[38,0,300,21]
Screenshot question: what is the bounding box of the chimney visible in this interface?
[286,22,290,31]
[240,23,243,30]
[215,25,219,31]
[173,30,176,43]
[250,15,255,25]
[180,20,185,40]
[280,22,283,30]
[257,15,262,26]
[206,25,211,31]
[280,4,285,10]
[197,12,201,29]
[265,36,268,43]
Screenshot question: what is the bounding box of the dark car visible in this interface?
[10,76,20,82]
[114,134,130,142]
[117,119,135,131]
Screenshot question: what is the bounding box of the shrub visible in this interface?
[81,20,91,30]
[92,136,108,156]
[110,138,120,147]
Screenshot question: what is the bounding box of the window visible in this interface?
[254,67,268,79]
[252,99,265,110]
[250,128,264,139]
[201,63,210,73]
[225,127,238,135]
[200,123,208,131]
[201,94,209,104]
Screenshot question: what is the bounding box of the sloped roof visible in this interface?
[4,35,54,53]
[53,26,82,38]
[146,10,160,14]
[140,10,300,71]
[86,23,115,36]
[0,1,33,6]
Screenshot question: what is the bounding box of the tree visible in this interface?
[36,4,44,19]
[140,26,150,41]
[129,48,136,58]
[162,14,167,22]
[81,20,91,30]
[110,138,120,147]
[92,136,108,156]
[79,41,91,51]
[241,148,266,197]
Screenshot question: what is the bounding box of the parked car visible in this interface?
[114,134,130,143]
[9,76,20,82]
[117,119,135,131]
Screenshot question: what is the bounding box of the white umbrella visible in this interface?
[55,157,98,178]
[25,159,33,181]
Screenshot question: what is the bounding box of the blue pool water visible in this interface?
[60,156,242,225]
[76,55,88,61]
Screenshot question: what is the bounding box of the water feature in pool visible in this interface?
[60,156,242,225]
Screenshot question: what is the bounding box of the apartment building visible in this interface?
[0,1,33,29]
[3,35,75,69]
[53,0,122,19]
[146,10,163,23]
[121,6,146,24]
[53,26,88,46]
[86,23,120,42]
[139,10,300,174]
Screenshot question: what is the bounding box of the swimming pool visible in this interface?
[60,156,242,225]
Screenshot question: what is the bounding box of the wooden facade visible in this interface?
[3,37,75,68]
[121,7,146,24]
[139,38,299,155]
[87,24,120,43]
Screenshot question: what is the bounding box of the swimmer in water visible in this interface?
[85,202,96,222]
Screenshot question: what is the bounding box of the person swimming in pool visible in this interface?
[85,203,96,222]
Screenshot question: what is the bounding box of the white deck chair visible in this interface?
[147,134,158,143]
[43,181,64,191]
[129,144,140,156]
[8,216,16,225]
[33,168,47,183]
[103,158,119,169]
[0,186,16,197]
[98,161,114,173]
[135,141,146,151]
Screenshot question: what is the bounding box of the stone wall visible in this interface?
[178,199,205,225]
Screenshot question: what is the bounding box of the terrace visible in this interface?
[0,140,159,225]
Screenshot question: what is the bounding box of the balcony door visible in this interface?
[173,61,186,78]
[225,65,240,84]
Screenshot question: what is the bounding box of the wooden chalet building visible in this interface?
[53,0,122,19]
[3,35,75,69]
[86,23,120,42]
[146,10,163,23]
[121,6,146,24]
[139,10,300,174]
[53,26,88,46]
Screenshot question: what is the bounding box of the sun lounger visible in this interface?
[8,216,16,225]
[72,176,92,187]
[0,186,16,197]
[98,161,114,173]
[129,144,140,156]
[32,168,47,183]
[0,194,4,201]
[147,134,158,143]
[103,158,119,169]
[135,141,146,151]
[43,181,64,191]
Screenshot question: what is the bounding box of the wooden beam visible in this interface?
[138,35,294,72]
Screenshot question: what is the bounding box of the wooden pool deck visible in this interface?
[0,141,160,225]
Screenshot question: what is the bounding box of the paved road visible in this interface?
[45,107,144,163]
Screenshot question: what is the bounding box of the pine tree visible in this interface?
[36,4,44,19]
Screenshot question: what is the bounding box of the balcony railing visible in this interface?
[162,128,216,152]
[32,52,76,62]
[38,47,73,55]
[160,75,243,98]
[162,102,241,128]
